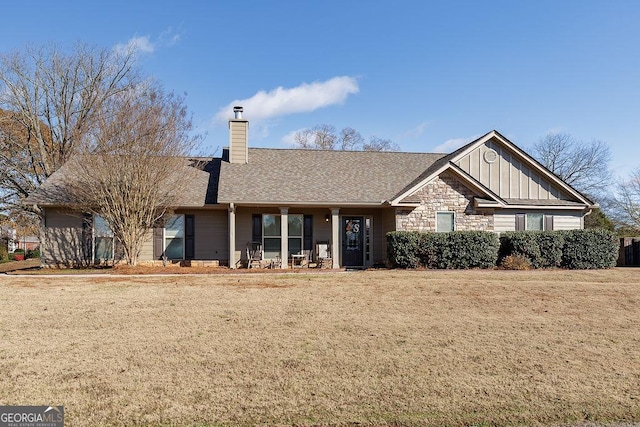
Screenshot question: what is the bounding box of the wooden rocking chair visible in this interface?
[247,242,263,268]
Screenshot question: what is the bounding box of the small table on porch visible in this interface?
[291,254,306,268]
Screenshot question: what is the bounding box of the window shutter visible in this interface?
[544,215,554,231]
[303,215,313,251]
[81,213,93,262]
[515,214,526,231]
[153,227,164,259]
[185,214,195,260]
[252,214,262,243]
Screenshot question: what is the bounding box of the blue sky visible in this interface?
[1,1,638,178]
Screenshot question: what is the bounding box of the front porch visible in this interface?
[228,206,391,269]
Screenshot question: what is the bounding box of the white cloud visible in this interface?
[281,128,307,147]
[114,36,155,56]
[114,27,183,57]
[544,126,566,135]
[402,121,430,139]
[214,76,359,123]
[159,26,183,46]
[432,134,480,153]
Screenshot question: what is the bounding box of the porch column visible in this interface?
[331,208,340,268]
[280,207,289,269]
[228,203,236,269]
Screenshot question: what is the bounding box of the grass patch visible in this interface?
[0,269,639,426]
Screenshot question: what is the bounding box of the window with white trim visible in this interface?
[436,212,455,232]
[263,214,281,259]
[94,215,114,261]
[164,215,185,259]
[526,213,544,231]
[516,213,553,231]
[261,214,304,259]
[288,214,303,257]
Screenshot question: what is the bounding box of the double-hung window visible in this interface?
[288,214,303,257]
[94,215,114,261]
[263,214,281,259]
[164,215,185,259]
[260,213,305,259]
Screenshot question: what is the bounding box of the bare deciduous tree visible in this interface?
[293,124,398,152]
[64,84,200,266]
[609,169,640,232]
[294,124,337,149]
[362,136,400,152]
[339,127,364,150]
[532,133,612,199]
[0,42,139,215]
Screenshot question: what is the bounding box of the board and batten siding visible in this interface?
[494,212,582,232]
[454,139,572,201]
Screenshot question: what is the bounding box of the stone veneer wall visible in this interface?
[396,172,494,232]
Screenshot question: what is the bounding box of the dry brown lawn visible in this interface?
[0,269,639,426]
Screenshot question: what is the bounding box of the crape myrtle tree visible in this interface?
[0,42,140,217]
[293,124,400,151]
[64,84,201,266]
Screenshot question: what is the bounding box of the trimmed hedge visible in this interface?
[500,231,564,269]
[388,231,499,269]
[501,229,617,269]
[386,231,421,268]
[561,229,618,269]
[387,229,618,270]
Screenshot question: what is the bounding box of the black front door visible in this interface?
[342,216,364,267]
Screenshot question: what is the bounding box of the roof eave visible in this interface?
[217,200,387,207]
[499,204,591,210]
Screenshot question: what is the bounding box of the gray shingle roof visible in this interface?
[25,156,214,207]
[24,145,590,209]
[217,148,445,205]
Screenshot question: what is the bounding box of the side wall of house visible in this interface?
[138,209,229,262]
[494,211,583,232]
[43,208,85,266]
[396,172,494,232]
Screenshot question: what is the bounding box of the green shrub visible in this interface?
[500,232,542,268]
[417,232,447,268]
[26,248,41,259]
[536,231,564,268]
[388,231,498,269]
[446,231,499,269]
[386,231,421,268]
[561,229,618,269]
[500,231,564,269]
[13,248,25,254]
[0,244,8,261]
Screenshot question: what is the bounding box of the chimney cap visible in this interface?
[233,106,244,120]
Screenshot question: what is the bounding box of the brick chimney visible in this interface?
[228,106,248,164]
